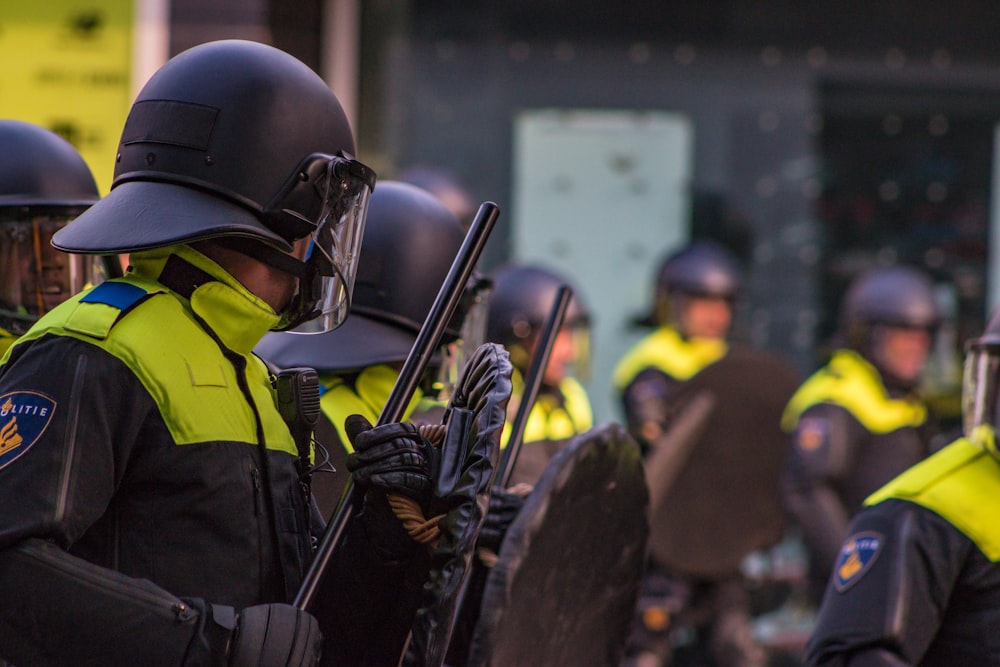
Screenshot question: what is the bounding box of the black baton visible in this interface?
[498,284,572,488]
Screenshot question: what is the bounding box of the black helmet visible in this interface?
[646,241,742,326]
[0,120,104,332]
[839,266,941,348]
[255,181,485,373]
[657,241,741,298]
[486,263,590,374]
[961,307,1000,457]
[0,120,99,208]
[53,40,376,333]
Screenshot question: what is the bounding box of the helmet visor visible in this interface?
[433,276,492,400]
[545,322,592,384]
[567,322,593,381]
[0,215,110,331]
[277,153,375,333]
[962,341,1000,448]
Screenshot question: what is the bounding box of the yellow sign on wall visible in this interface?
[0,1,134,194]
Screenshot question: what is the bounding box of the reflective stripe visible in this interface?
[502,373,594,446]
[13,268,296,455]
[319,365,423,454]
[866,438,1000,561]
[612,326,727,389]
[781,349,926,434]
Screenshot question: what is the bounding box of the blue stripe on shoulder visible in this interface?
[80,281,148,312]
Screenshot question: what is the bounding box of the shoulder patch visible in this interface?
[0,391,56,470]
[80,281,147,312]
[795,416,829,452]
[833,531,884,592]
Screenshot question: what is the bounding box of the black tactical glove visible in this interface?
[477,488,525,553]
[223,603,322,667]
[344,414,434,502]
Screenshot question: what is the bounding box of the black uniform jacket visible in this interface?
[783,402,931,583]
[806,437,1000,665]
[0,250,317,666]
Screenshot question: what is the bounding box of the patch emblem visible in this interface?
[795,416,828,452]
[834,531,883,592]
[0,391,56,471]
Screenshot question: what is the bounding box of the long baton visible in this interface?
[497,284,572,488]
[294,201,500,611]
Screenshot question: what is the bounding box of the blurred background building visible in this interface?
[4,0,999,424]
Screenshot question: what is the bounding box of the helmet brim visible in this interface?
[52,180,292,254]
[255,313,422,374]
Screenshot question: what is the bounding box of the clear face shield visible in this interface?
[962,338,1000,453]
[270,152,375,334]
[564,320,592,380]
[0,213,108,335]
[541,320,592,386]
[432,274,492,401]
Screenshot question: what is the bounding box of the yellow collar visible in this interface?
[613,325,727,389]
[782,350,926,433]
[319,365,423,453]
[131,245,281,355]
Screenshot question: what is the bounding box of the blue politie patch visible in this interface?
[834,531,884,592]
[0,391,56,470]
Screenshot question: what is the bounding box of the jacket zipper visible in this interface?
[251,466,263,516]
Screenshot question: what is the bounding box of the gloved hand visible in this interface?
[477,488,525,552]
[403,343,513,666]
[226,603,322,667]
[344,414,434,503]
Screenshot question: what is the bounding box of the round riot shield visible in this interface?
[466,422,649,667]
[645,346,801,579]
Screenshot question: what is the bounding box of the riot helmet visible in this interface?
[255,181,488,379]
[648,241,742,337]
[0,120,105,335]
[53,40,375,333]
[398,164,475,229]
[838,265,940,387]
[657,242,742,301]
[962,307,1000,457]
[486,263,591,381]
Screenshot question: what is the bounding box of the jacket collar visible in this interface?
[130,245,281,355]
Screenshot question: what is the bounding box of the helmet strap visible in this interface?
[217,236,309,281]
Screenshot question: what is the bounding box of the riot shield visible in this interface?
[465,422,649,667]
[646,346,801,579]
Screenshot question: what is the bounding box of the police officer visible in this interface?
[0,120,106,355]
[804,306,1000,665]
[257,180,504,667]
[0,40,438,666]
[781,265,941,602]
[613,240,740,455]
[485,262,594,486]
[616,241,768,667]
[255,180,487,518]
